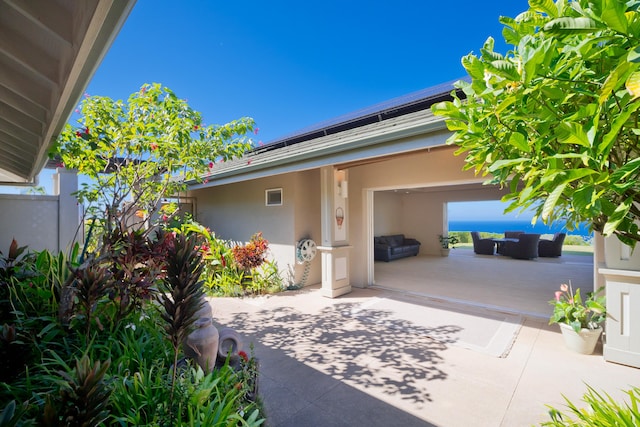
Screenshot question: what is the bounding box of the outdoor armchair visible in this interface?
[504,231,524,239]
[502,233,541,260]
[471,231,495,255]
[538,233,566,257]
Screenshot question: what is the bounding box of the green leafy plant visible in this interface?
[42,355,112,427]
[156,231,206,400]
[51,83,255,240]
[432,0,640,247]
[549,282,606,332]
[541,385,640,426]
[438,235,459,249]
[0,240,265,425]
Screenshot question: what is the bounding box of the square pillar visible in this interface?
[318,245,352,298]
[599,266,640,368]
[318,166,352,298]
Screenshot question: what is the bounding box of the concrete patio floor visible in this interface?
[210,250,640,427]
[373,247,595,320]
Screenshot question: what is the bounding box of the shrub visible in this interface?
[0,238,265,425]
[541,385,640,426]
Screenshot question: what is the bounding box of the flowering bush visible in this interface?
[232,233,268,271]
[549,282,606,332]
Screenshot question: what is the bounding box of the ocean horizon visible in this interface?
[449,220,593,240]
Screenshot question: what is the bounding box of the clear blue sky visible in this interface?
[86,0,531,144]
[4,0,533,221]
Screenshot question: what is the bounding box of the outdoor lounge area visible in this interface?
[471,231,568,260]
[373,247,592,318]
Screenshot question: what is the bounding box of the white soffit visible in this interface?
[0,0,136,184]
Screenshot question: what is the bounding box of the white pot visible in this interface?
[440,248,450,257]
[559,323,602,355]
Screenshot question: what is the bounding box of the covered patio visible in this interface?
[373,248,594,320]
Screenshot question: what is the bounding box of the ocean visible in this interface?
[449,220,593,239]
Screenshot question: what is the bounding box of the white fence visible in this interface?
[0,169,81,254]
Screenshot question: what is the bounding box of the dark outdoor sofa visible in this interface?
[374,234,421,262]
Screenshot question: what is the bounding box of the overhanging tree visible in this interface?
[51,83,255,236]
[432,0,640,246]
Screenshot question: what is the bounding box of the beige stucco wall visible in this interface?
[373,192,403,235]
[191,169,322,287]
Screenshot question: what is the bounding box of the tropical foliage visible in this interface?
[541,385,640,426]
[549,282,606,332]
[50,83,255,237]
[176,221,285,296]
[432,0,640,246]
[0,237,264,425]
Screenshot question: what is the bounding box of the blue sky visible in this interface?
[5,0,534,221]
[86,0,531,144]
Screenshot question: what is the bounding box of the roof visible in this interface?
[0,0,136,185]
[250,78,465,155]
[189,79,465,189]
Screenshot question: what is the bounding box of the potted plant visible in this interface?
[549,282,606,354]
[438,234,459,257]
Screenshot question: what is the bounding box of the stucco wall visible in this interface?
[191,169,322,287]
[292,169,322,285]
[373,192,403,236]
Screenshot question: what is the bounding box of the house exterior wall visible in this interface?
[190,169,322,287]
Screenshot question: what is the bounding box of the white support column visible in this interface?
[54,168,81,252]
[318,166,352,298]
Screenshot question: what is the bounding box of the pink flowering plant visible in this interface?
[549,282,606,333]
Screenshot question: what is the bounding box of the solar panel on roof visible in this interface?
[251,77,468,154]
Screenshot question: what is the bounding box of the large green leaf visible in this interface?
[572,185,596,213]
[543,17,600,34]
[489,60,521,81]
[603,198,632,236]
[508,131,530,151]
[598,100,640,155]
[628,45,640,63]
[610,157,640,183]
[488,158,530,172]
[556,122,592,147]
[542,182,566,220]
[529,0,558,18]
[626,71,640,98]
[599,62,629,105]
[600,0,628,34]
[461,54,486,82]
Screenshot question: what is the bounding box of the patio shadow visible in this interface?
[217,301,458,414]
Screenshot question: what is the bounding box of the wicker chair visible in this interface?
[504,230,524,239]
[471,231,495,255]
[502,233,541,260]
[538,233,566,257]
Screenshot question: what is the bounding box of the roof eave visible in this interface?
[189,112,449,190]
